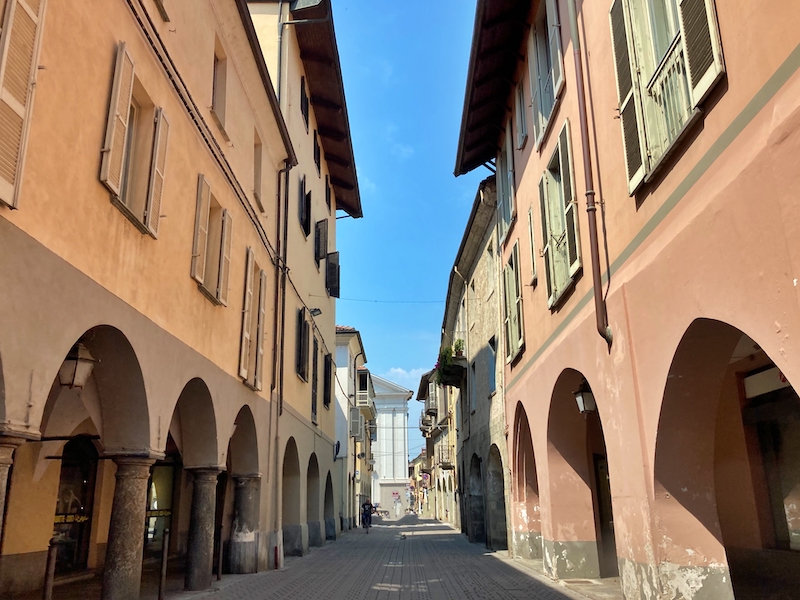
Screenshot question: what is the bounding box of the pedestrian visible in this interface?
[361,499,373,532]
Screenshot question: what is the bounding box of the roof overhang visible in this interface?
[416,370,434,401]
[288,0,363,217]
[335,326,367,364]
[454,0,531,176]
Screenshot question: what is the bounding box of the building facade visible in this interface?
[455,0,800,598]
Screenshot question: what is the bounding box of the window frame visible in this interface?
[502,242,524,362]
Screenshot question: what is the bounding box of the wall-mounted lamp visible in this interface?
[58,343,97,389]
[309,308,322,317]
[573,380,597,415]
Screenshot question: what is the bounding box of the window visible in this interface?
[313,130,321,175]
[253,131,264,211]
[527,207,538,285]
[311,337,319,423]
[300,76,309,130]
[502,243,524,360]
[100,42,170,238]
[323,353,333,408]
[488,336,497,395]
[515,81,528,149]
[609,0,724,193]
[325,175,331,213]
[296,308,310,381]
[191,174,233,305]
[539,120,581,307]
[0,0,46,209]
[210,40,228,138]
[326,251,340,298]
[486,240,495,298]
[298,175,311,236]
[239,248,267,390]
[496,123,515,242]
[469,362,477,412]
[314,219,328,267]
[528,0,565,148]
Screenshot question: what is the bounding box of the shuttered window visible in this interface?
[0,0,46,208]
[239,248,255,379]
[326,251,340,298]
[539,120,581,308]
[527,207,537,284]
[238,247,266,390]
[502,243,524,361]
[515,81,527,149]
[191,174,232,305]
[311,337,318,423]
[298,175,311,237]
[314,219,328,266]
[609,0,724,194]
[527,0,565,149]
[323,353,333,408]
[497,122,515,242]
[296,307,309,381]
[300,76,309,131]
[145,108,169,238]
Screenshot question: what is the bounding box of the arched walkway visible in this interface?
[546,369,617,579]
[226,406,260,574]
[512,403,541,559]
[307,454,322,547]
[486,445,508,551]
[324,472,336,540]
[654,318,800,599]
[282,438,305,556]
[468,454,486,544]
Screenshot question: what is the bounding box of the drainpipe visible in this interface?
[567,0,612,345]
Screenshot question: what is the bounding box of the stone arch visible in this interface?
[512,402,541,559]
[324,472,335,540]
[282,438,304,556]
[307,454,322,547]
[228,405,258,476]
[546,369,617,579]
[169,378,218,468]
[653,318,800,598]
[486,445,508,551]
[468,453,486,543]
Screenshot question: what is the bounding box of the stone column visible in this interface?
[229,475,260,574]
[185,468,221,591]
[101,456,155,600]
[0,436,26,545]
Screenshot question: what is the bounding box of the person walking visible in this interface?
[361,500,373,533]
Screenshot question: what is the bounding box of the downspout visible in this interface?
[567,0,612,345]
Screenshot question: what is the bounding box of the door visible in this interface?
[593,453,618,577]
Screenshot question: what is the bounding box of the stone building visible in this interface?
[454,0,800,597]
[0,0,360,597]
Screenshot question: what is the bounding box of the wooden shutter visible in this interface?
[526,30,543,147]
[239,247,254,380]
[505,122,515,220]
[678,0,724,107]
[539,174,555,306]
[217,208,232,305]
[144,107,169,237]
[191,174,211,284]
[496,148,507,238]
[100,42,135,197]
[315,218,328,263]
[527,207,537,283]
[502,260,513,358]
[311,337,318,422]
[515,82,526,148]
[609,0,647,194]
[510,243,523,354]
[326,251,340,298]
[254,269,267,391]
[559,121,581,278]
[323,353,332,407]
[0,0,45,208]
[349,406,360,437]
[298,175,306,231]
[545,0,565,101]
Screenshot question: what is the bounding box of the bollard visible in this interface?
[42,538,58,600]
[158,528,170,600]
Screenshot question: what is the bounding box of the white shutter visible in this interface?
[0,0,45,208]
[509,244,523,356]
[527,207,537,283]
[527,29,543,147]
[191,174,211,284]
[239,247,254,379]
[349,406,360,437]
[515,82,527,149]
[358,415,365,442]
[539,174,555,307]
[502,261,513,358]
[545,0,565,101]
[678,0,724,107]
[100,41,135,197]
[144,107,169,238]
[496,148,507,238]
[609,0,647,194]
[254,269,267,391]
[505,122,515,220]
[217,209,232,305]
[559,120,581,278]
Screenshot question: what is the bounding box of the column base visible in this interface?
[308,520,324,547]
[283,524,308,556]
[512,530,543,560]
[543,539,601,579]
[325,518,337,540]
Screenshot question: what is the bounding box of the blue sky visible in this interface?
[332,1,486,461]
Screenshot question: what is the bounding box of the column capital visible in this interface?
[187,467,223,483]
[233,473,261,485]
[0,435,28,466]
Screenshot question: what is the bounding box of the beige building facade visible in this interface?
[456,0,800,598]
[0,0,360,597]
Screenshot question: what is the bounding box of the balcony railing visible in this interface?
[436,446,454,470]
[645,35,692,165]
[425,395,437,418]
[356,390,376,418]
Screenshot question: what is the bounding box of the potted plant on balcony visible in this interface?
[454,339,464,357]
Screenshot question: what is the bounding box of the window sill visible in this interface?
[642,108,703,188]
[297,372,308,383]
[209,107,231,142]
[500,213,517,248]
[517,133,528,151]
[535,94,563,153]
[196,282,223,306]
[547,269,581,310]
[110,196,155,238]
[488,390,497,400]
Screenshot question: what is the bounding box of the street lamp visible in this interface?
[58,343,97,389]
[573,380,596,415]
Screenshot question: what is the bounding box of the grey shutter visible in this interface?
[560,121,581,278]
[0,0,45,208]
[505,122,515,219]
[239,247,254,380]
[678,0,724,107]
[191,174,211,284]
[323,353,332,407]
[502,261,514,358]
[326,251,340,298]
[349,406,360,437]
[527,207,537,283]
[527,30,543,147]
[311,337,318,422]
[511,243,523,354]
[496,147,507,238]
[145,107,169,237]
[100,41,135,197]
[609,0,647,194]
[217,208,232,305]
[545,0,564,101]
[315,219,328,263]
[254,269,267,391]
[539,174,555,306]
